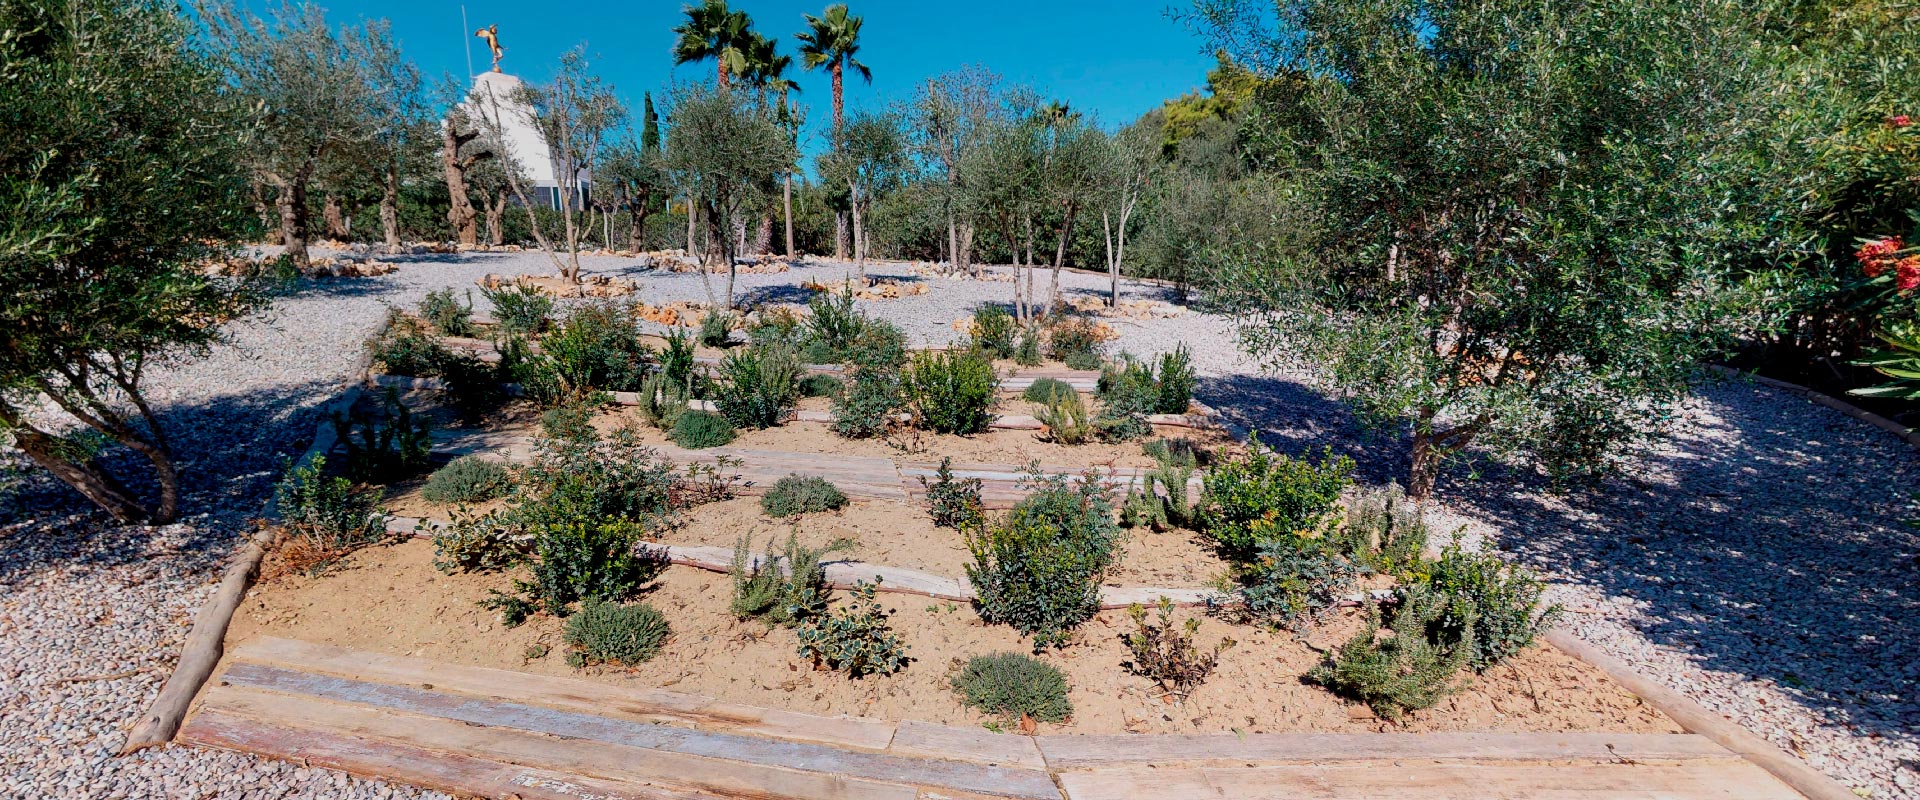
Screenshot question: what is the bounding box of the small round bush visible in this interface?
[564,601,670,666]
[669,410,736,449]
[761,475,848,517]
[1021,377,1076,404]
[420,456,513,504]
[539,402,597,442]
[801,373,844,398]
[951,652,1073,723]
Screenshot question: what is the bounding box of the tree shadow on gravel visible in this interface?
[1434,380,1920,742]
[0,376,349,585]
[735,284,821,307]
[1200,369,1920,741]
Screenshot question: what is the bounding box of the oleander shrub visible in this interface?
[481,282,555,335]
[1419,545,1563,671]
[903,349,998,435]
[951,653,1073,724]
[1308,586,1468,721]
[537,301,652,397]
[523,518,664,616]
[699,310,734,348]
[970,306,1016,359]
[796,580,910,677]
[1021,377,1076,405]
[1199,439,1354,560]
[1035,391,1094,445]
[329,388,432,483]
[801,373,844,398]
[275,456,383,549]
[419,289,475,337]
[539,401,598,442]
[832,363,905,439]
[1046,317,1106,370]
[564,600,670,666]
[919,457,984,529]
[670,410,736,449]
[802,289,867,363]
[1124,598,1235,696]
[711,343,803,429]
[659,329,698,390]
[1334,483,1431,576]
[729,530,850,625]
[1154,346,1196,415]
[761,475,848,517]
[421,456,513,504]
[965,471,1121,650]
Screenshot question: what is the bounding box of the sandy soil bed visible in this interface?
[232,538,1679,736]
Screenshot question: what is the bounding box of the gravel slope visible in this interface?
[2,250,1914,799]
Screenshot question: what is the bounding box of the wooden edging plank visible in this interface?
[1053,761,1805,800]
[216,664,1062,800]
[229,637,898,753]
[196,683,921,800]
[1542,629,1856,800]
[1034,731,1736,770]
[183,710,723,800]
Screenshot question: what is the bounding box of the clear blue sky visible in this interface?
[295,0,1218,142]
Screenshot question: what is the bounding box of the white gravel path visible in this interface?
[2,249,1913,798]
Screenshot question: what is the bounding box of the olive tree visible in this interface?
[348,20,434,254]
[522,47,626,282]
[818,109,915,280]
[663,83,796,307]
[911,66,1002,275]
[1194,0,1810,498]
[199,0,377,269]
[959,113,1048,322]
[1,0,263,523]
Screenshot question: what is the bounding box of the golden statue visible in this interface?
[474,24,504,73]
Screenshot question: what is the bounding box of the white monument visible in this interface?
[460,25,582,209]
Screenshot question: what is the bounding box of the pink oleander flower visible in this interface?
[1896,256,1920,292]
[1892,114,1913,128]
[1858,237,1904,277]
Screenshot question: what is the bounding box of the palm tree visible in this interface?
[672,0,751,89]
[795,3,870,128]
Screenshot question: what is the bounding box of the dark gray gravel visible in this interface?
[3,249,1913,798]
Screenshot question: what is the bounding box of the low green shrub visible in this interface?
[1119,445,1197,531]
[748,306,803,347]
[513,518,663,618]
[1021,377,1076,405]
[1035,391,1093,444]
[1154,346,1196,414]
[1092,410,1151,443]
[1220,533,1360,629]
[659,330,698,390]
[430,509,525,574]
[1124,598,1234,696]
[796,580,910,677]
[1046,317,1106,369]
[699,310,734,348]
[1419,545,1563,671]
[564,600,670,666]
[1013,325,1043,366]
[367,313,453,378]
[800,373,843,398]
[637,371,690,430]
[1199,438,1353,560]
[904,349,998,435]
[847,319,909,370]
[330,388,433,483]
[831,363,905,439]
[970,306,1016,358]
[965,471,1121,650]
[729,530,850,625]
[513,429,691,529]
[1334,483,1430,576]
[761,475,848,517]
[711,343,802,429]
[919,457,984,529]
[539,402,598,442]
[419,289,475,337]
[275,456,383,549]
[1307,586,1468,721]
[481,282,555,335]
[421,457,513,504]
[951,652,1072,724]
[670,410,736,449]
[1097,355,1159,416]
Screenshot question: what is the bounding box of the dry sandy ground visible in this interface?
[231,537,1679,737]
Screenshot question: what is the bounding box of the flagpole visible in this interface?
[461,5,474,78]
